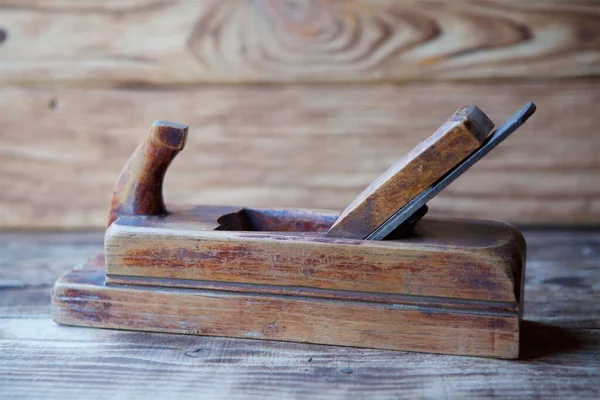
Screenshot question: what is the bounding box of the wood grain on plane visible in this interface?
[326,106,494,239]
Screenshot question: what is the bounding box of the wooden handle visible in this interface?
[107,120,188,227]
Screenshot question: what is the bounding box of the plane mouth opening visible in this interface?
[215,208,338,233]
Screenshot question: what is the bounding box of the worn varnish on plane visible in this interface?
[52,103,536,359]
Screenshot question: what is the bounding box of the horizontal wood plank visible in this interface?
[1,316,598,398]
[0,231,104,317]
[519,229,600,329]
[1,82,600,228]
[0,0,599,86]
[2,319,598,399]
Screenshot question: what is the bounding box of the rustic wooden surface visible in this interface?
[1,0,599,85]
[327,105,491,238]
[2,81,599,229]
[1,229,599,398]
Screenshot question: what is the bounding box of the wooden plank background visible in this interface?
[1,0,599,228]
[1,0,599,85]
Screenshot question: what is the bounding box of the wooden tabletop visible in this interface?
[1,229,599,399]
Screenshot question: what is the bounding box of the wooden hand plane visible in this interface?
[52,103,536,359]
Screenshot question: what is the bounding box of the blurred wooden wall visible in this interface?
[1,0,599,228]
